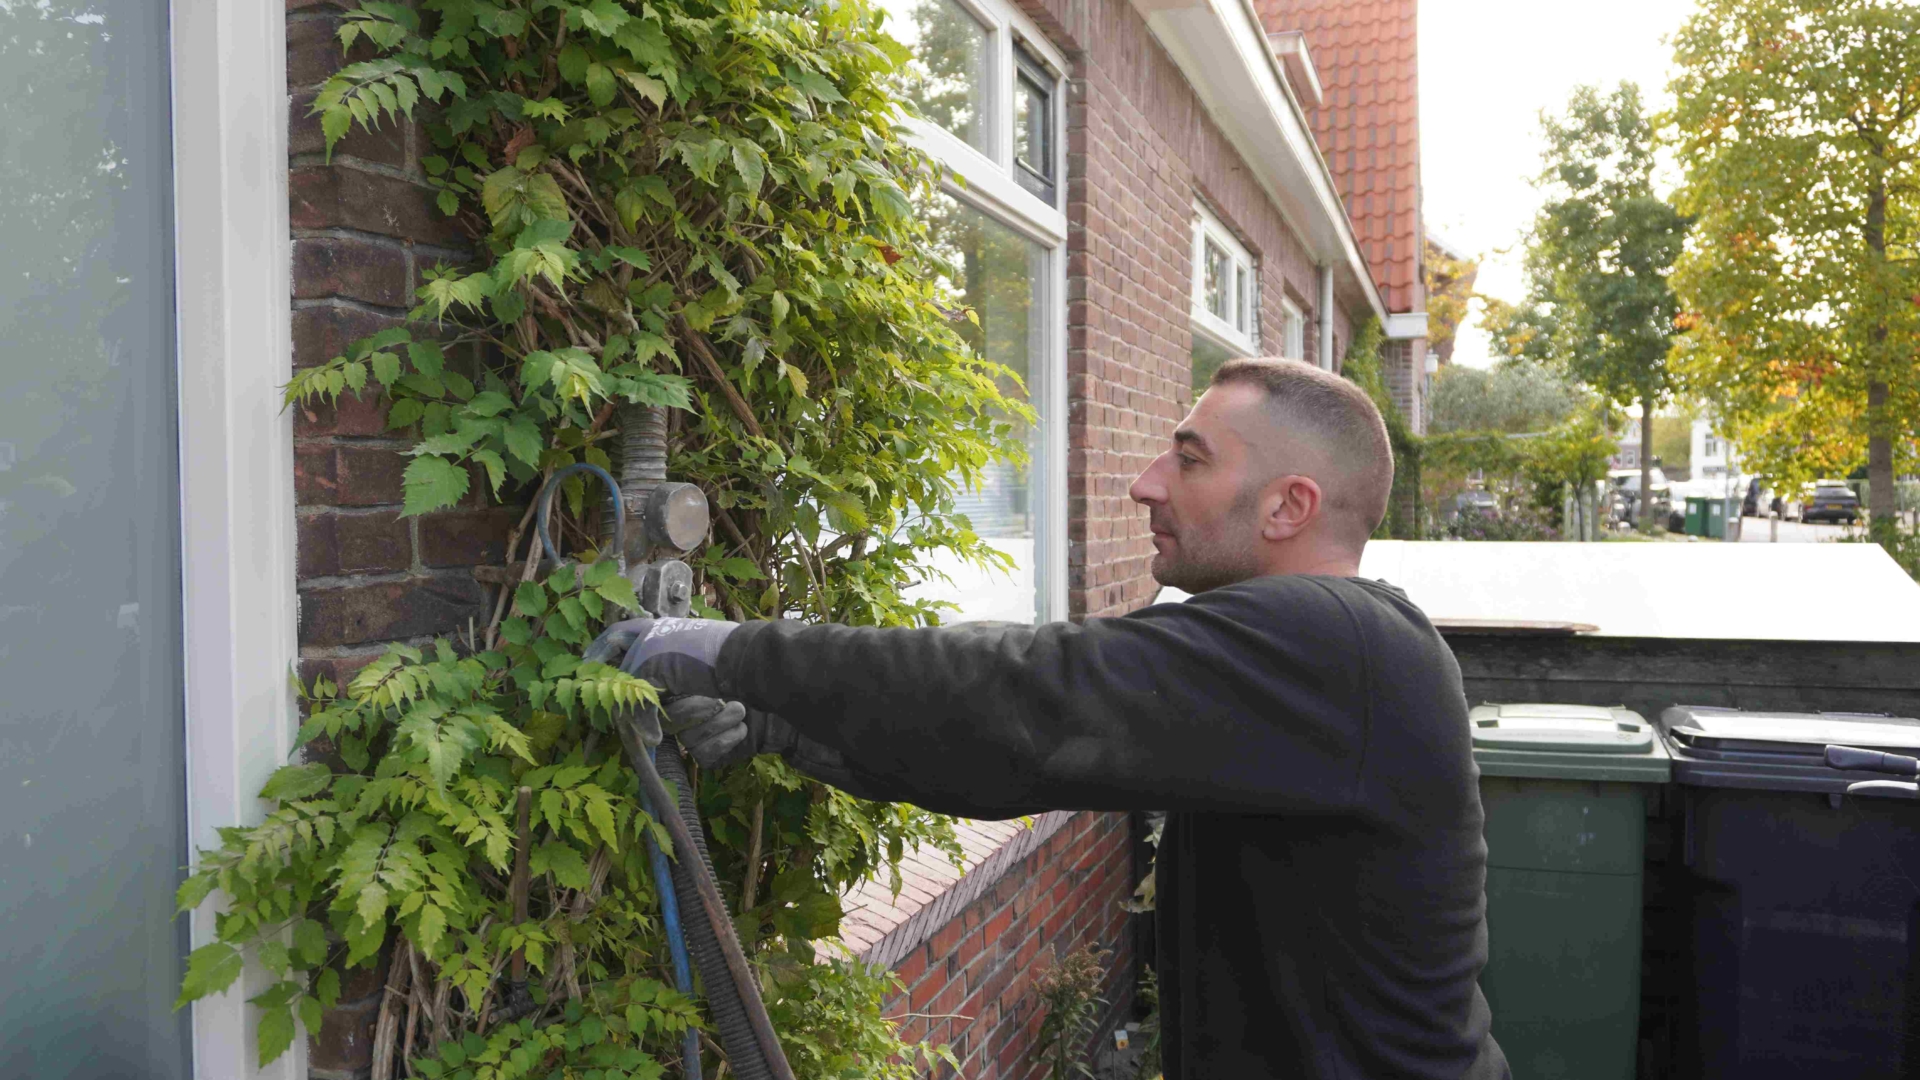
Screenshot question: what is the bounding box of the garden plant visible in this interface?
[171,0,1031,1076]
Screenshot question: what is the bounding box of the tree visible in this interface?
[1428,361,1589,435]
[1667,0,1920,539]
[1522,83,1689,528]
[1423,236,1479,366]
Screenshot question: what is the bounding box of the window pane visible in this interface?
[1192,335,1234,394]
[0,3,191,1077]
[1012,49,1054,203]
[879,0,990,156]
[1235,265,1249,333]
[1203,239,1230,321]
[915,193,1045,623]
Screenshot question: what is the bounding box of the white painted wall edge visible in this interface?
[171,0,303,1076]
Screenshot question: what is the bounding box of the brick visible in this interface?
[308,994,378,1073]
[334,444,410,507]
[293,237,409,307]
[295,443,338,504]
[300,575,491,646]
[419,507,517,568]
[300,510,411,579]
[292,165,464,247]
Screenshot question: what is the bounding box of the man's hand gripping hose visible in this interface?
[586,619,796,1080]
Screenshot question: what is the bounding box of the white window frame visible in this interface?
[891,0,1069,624]
[1277,295,1306,361]
[172,1,303,1076]
[1192,201,1258,358]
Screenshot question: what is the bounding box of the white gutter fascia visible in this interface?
[1131,0,1387,325]
[1384,311,1429,339]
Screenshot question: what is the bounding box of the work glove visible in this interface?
[585,616,739,700]
[659,696,800,770]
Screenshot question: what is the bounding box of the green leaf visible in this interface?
[298,994,325,1039]
[316,967,342,1009]
[175,873,219,915]
[586,63,616,107]
[260,762,332,801]
[513,582,547,617]
[530,840,591,889]
[504,415,545,467]
[731,141,764,195]
[622,70,667,108]
[293,919,330,966]
[586,797,620,851]
[356,882,389,928]
[257,1004,296,1066]
[175,943,245,1008]
[770,290,790,327]
[418,903,448,956]
[465,390,513,417]
[401,456,471,517]
[473,449,507,495]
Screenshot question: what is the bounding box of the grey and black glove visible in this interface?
[659,696,800,770]
[585,616,739,699]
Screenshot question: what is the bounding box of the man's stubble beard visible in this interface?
[1149,480,1268,593]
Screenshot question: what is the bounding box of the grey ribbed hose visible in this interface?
[655,745,777,1080]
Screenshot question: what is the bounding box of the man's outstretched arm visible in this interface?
[672,577,1374,818]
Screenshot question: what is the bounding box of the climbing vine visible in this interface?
[175,0,1027,1075]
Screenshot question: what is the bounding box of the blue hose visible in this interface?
[643,747,705,1080]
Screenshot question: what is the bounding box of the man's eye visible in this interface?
[1177,454,1199,467]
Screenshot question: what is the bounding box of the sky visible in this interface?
[1419,0,1693,368]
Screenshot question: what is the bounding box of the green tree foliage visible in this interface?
[176,0,1031,1074]
[1427,361,1589,436]
[1521,82,1689,528]
[1340,318,1422,538]
[1666,0,1920,540]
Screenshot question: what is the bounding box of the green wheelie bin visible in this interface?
[1470,703,1672,1080]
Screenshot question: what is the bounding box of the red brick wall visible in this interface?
[1015,0,1360,619]
[881,812,1138,1079]
[288,5,517,1077]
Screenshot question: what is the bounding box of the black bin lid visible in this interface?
[1657,705,1920,793]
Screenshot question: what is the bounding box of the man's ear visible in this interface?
[1260,475,1322,541]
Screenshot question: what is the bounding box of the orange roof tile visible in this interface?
[1254,0,1424,315]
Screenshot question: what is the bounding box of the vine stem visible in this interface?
[740,797,765,914]
[677,319,765,438]
[371,938,414,1080]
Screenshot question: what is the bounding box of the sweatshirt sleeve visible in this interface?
[714,577,1373,817]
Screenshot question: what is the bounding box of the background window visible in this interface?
[1280,296,1306,359]
[881,0,991,155]
[914,192,1046,624]
[1011,44,1056,205]
[1191,201,1259,386]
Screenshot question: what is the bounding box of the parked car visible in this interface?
[1742,477,1762,518]
[1800,479,1861,524]
[1608,467,1672,526]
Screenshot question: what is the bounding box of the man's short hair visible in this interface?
[1210,357,1394,548]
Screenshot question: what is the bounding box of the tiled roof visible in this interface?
[826,812,1075,968]
[1253,0,1424,315]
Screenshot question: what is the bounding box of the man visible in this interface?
[591,358,1506,1078]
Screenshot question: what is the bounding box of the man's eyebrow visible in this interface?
[1173,429,1212,455]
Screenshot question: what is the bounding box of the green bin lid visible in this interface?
[1469,703,1671,782]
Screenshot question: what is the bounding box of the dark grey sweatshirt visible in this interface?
[712,573,1507,1080]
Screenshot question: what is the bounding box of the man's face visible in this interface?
[1128,383,1275,592]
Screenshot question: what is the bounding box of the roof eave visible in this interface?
[1131,0,1387,326]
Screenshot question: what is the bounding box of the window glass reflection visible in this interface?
[878,0,990,156]
[1204,239,1231,322]
[0,2,191,1076]
[914,192,1045,623]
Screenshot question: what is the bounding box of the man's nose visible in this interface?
[1130,453,1171,507]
